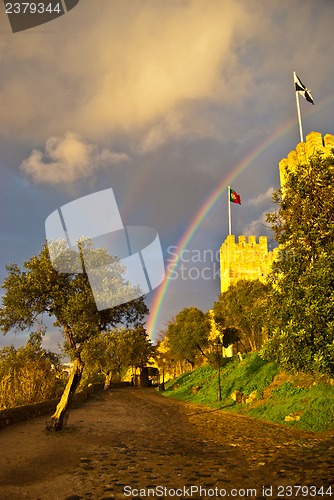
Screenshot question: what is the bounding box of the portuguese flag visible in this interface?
[230,188,241,205]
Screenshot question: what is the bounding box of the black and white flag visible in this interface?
[294,73,314,104]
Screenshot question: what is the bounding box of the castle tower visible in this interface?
[279,131,334,191]
[219,131,334,295]
[216,131,334,355]
[220,235,278,293]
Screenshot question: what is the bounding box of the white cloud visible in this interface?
[139,111,184,153]
[21,131,129,185]
[42,330,64,354]
[0,0,251,142]
[1,1,333,151]
[242,210,270,237]
[247,187,275,207]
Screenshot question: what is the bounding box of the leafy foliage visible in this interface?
[81,326,154,387]
[220,327,241,348]
[263,152,334,375]
[154,336,181,380]
[0,241,149,429]
[213,280,270,352]
[165,307,210,368]
[0,242,148,351]
[0,330,64,409]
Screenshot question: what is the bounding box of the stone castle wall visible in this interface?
[279,131,334,190]
[220,235,278,293]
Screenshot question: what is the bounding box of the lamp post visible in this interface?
[162,357,165,388]
[159,357,166,391]
[214,337,222,402]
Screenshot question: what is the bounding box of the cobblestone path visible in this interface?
[0,387,333,500]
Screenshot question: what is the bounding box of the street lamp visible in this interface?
[214,337,222,402]
[159,357,166,391]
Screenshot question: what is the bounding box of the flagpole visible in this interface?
[293,71,304,142]
[228,185,231,235]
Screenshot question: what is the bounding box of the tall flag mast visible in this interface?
[228,186,241,235]
[293,71,314,142]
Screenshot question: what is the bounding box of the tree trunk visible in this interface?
[46,355,84,431]
[104,371,112,390]
[247,330,257,352]
[140,367,149,387]
[186,359,195,370]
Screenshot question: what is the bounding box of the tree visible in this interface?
[166,307,210,369]
[82,325,153,389]
[263,152,334,375]
[0,242,148,430]
[220,327,241,349]
[0,329,64,409]
[126,325,154,377]
[154,336,179,381]
[82,326,153,388]
[213,279,270,352]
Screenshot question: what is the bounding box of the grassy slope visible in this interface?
[162,353,334,433]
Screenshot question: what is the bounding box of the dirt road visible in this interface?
[0,387,333,499]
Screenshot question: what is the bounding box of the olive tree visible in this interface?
[166,307,210,369]
[0,241,148,430]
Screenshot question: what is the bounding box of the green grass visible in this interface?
[249,381,334,432]
[162,353,334,432]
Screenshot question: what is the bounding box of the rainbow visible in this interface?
[147,98,330,341]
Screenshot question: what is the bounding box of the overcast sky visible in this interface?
[1,0,334,351]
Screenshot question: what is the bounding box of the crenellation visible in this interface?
[296,142,307,164]
[278,157,288,189]
[226,234,236,244]
[279,131,334,190]
[220,234,276,292]
[287,149,297,166]
[324,134,334,149]
[259,236,268,248]
[305,131,323,158]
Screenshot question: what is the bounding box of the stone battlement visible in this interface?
[279,131,334,189]
[223,235,269,247]
[220,234,278,293]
